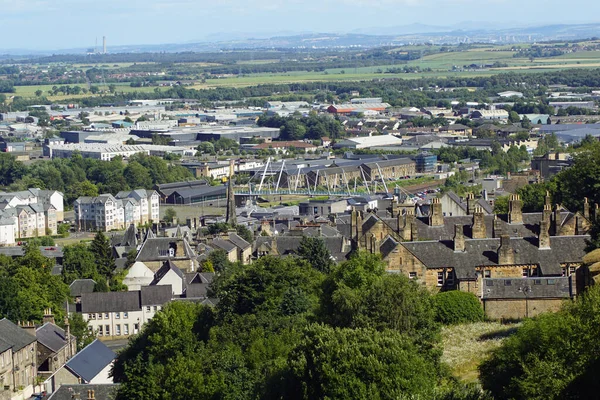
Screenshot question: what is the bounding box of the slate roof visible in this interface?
[254,236,351,262]
[36,322,71,353]
[227,233,251,250]
[69,279,96,297]
[141,285,173,306]
[65,340,116,383]
[185,283,210,298]
[121,223,138,247]
[136,237,196,261]
[482,277,572,300]
[0,337,12,354]
[151,260,184,286]
[47,384,119,400]
[212,238,237,253]
[80,291,141,313]
[401,236,588,279]
[0,318,36,352]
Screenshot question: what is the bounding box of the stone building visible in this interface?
[338,193,591,319]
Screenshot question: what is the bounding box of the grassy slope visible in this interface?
[441,321,519,384]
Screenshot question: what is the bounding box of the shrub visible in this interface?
[433,291,484,325]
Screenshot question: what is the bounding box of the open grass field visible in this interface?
[441,322,519,383]
[10,47,600,98]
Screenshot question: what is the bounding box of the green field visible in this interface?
[10,47,600,99]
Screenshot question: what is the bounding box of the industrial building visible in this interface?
[45,143,197,160]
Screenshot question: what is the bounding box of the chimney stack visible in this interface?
[492,215,502,238]
[466,193,476,215]
[553,204,561,236]
[411,221,419,242]
[542,203,552,225]
[472,206,486,239]
[429,198,444,226]
[498,234,514,265]
[508,194,523,224]
[545,190,551,207]
[454,224,465,252]
[539,218,550,249]
[584,197,590,220]
[403,209,415,241]
[43,308,55,324]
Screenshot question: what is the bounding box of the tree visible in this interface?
[69,312,94,350]
[164,208,177,223]
[521,115,532,129]
[480,285,600,400]
[297,236,334,273]
[35,89,43,97]
[90,232,115,285]
[61,243,101,286]
[285,324,439,399]
[207,249,231,273]
[123,161,152,189]
[432,291,484,325]
[508,111,521,124]
[493,195,509,214]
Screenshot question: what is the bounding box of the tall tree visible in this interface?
[297,236,334,273]
[90,231,115,283]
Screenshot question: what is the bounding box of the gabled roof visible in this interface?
[141,285,173,306]
[36,322,71,353]
[227,233,251,250]
[212,238,236,253]
[47,384,119,400]
[81,291,141,313]
[151,260,184,285]
[0,318,36,351]
[65,340,116,383]
[69,279,96,297]
[136,237,195,261]
[121,223,138,247]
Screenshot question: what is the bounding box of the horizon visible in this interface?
[1,0,600,51]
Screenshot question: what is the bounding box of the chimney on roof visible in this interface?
[88,389,95,400]
[429,198,443,226]
[472,206,486,239]
[492,215,502,238]
[542,203,552,226]
[584,197,590,220]
[508,194,523,224]
[552,204,561,236]
[454,224,465,252]
[539,218,550,249]
[411,221,418,242]
[498,234,514,265]
[402,209,415,241]
[545,190,551,208]
[466,193,476,215]
[43,308,55,325]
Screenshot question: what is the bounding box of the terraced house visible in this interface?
[338,194,591,319]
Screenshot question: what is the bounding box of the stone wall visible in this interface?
[484,298,565,320]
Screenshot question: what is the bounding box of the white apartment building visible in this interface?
[74,190,160,231]
[0,189,63,245]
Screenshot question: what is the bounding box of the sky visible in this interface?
[1,0,600,50]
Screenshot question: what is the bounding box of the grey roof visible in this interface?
[69,279,97,297]
[227,233,251,250]
[0,337,12,354]
[212,238,237,253]
[47,384,119,400]
[0,246,63,258]
[254,236,351,262]
[36,322,71,353]
[141,284,173,306]
[121,224,138,247]
[80,291,141,313]
[136,237,196,261]
[482,277,572,300]
[65,340,116,383]
[0,318,36,351]
[402,236,588,279]
[185,283,210,298]
[151,260,184,285]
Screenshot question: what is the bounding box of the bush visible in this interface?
[433,291,484,325]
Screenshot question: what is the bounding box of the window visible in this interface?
[547,279,556,285]
[486,280,494,286]
[97,313,102,320]
[153,306,158,311]
[522,268,529,278]
[504,280,512,286]
[123,312,128,319]
[88,314,95,320]
[105,325,110,335]
[124,324,129,335]
[146,306,151,312]
[115,312,120,319]
[409,272,417,279]
[98,326,103,336]
[116,325,121,335]
[570,266,576,275]
[534,279,542,285]
[437,272,444,286]
[484,270,491,278]
[446,271,454,286]
[104,313,109,319]
[562,267,566,277]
